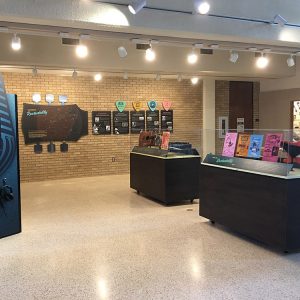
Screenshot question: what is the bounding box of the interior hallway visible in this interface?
[0,174,300,299]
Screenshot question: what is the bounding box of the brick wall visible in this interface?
[3,73,203,182]
[215,80,260,154]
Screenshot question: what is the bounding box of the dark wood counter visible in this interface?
[130,152,200,205]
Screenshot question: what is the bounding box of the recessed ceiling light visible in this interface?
[256,53,269,69]
[194,43,204,48]
[196,1,210,15]
[76,44,88,58]
[191,77,199,85]
[187,49,198,64]
[94,73,102,81]
[11,34,21,51]
[145,46,156,62]
[128,0,146,14]
[210,44,219,49]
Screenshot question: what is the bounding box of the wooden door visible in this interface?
[229,81,253,130]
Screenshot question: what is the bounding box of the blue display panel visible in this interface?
[0,78,21,238]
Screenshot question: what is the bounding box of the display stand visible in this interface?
[199,158,300,252]
[130,150,200,205]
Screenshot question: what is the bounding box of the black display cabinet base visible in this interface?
[130,152,200,205]
[199,164,300,253]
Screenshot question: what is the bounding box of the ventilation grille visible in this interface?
[62,38,80,46]
[136,44,151,50]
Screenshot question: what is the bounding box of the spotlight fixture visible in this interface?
[287,55,295,67]
[72,70,78,79]
[32,67,38,76]
[128,0,146,14]
[76,44,88,58]
[118,46,128,58]
[191,77,199,85]
[195,1,210,15]
[229,51,239,63]
[273,14,288,27]
[11,34,21,51]
[256,53,269,69]
[156,74,161,81]
[177,74,182,82]
[123,72,129,80]
[145,44,156,62]
[187,48,198,64]
[94,73,102,82]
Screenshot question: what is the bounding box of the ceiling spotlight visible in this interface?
[273,14,288,27]
[32,67,38,76]
[229,51,239,63]
[94,73,102,82]
[128,0,146,14]
[156,74,161,81]
[145,45,156,62]
[118,46,128,58]
[256,53,269,69]
[287,55,295,67]
[196,1,210,15]
[76,44,88,58]
[177,74,182,82]
[187,49,198,64]
[11,33,21,51]
[72,70,78,79]
[191,77,199,85]
[123,72,129,80]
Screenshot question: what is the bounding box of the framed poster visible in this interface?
[235,133,251,157]
[0,87,21,238]
[146,110,159,131]
[161,110,173,132]
[113,111,129,135]
[248,135,264,159]
[130,111,145,134]
[262,133,283,162]
[92,111,111,135]
[222,132,238,157]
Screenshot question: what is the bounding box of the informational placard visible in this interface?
[262,133,283,162]
[203,154,292,177]
[113,111,129,134]
[22,104,88,144]
[0,75,21,239]
[130,111,145,134]
[161,110,173,132]
[235,133,251,157]
[92,111,111,135]
[222,132,238,157]
[146,110,159,131]
[248,134,264,159]
[237,117,245,132]
[219,116,229,138]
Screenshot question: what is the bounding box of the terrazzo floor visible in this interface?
[0,174,300,299]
